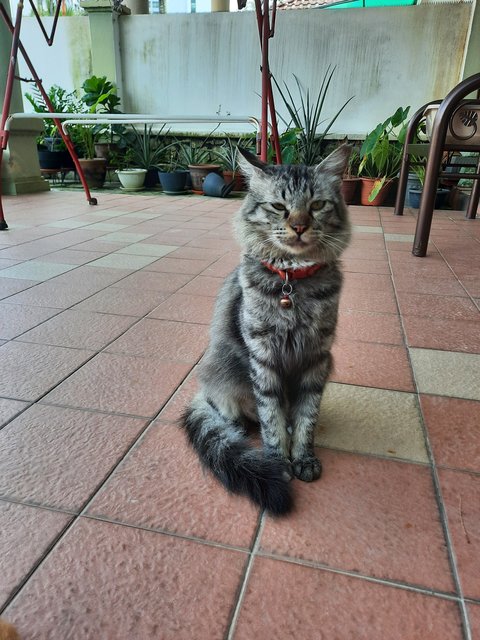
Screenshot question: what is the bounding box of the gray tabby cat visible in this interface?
[182,145,351,515]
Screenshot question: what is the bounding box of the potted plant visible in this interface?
[408,165,450,210]
[358,106,410,206]
[112,148,147,190]
[120,124,173,188]
[77,125,107,189]
[80,75,122,163]
[157,147,190,195]
[213,136,254,191]
[180,138,222,194]
[25,84,82,171]
[341,147,360,204]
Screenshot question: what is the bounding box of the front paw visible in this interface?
[292,455,322,482]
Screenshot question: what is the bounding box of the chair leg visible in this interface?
[465,159,480,220]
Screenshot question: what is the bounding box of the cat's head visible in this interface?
[235,146,352,263]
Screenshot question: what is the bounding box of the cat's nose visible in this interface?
[290,223,307,236]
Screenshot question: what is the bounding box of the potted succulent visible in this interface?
[341,147,360,204]
[358,106,410,206]
[120,124,173,188]
[113,148,147,191]
[181,139,221,194]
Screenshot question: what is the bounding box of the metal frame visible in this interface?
[394,73,480,257]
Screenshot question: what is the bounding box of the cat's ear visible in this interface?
[315,144,351,181]
[237,147,268,179]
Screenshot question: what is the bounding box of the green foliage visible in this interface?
[24,84,82,149]
[273,67,354,166]
[214,135,255,172]
[359,106,410,202]
[80,76,121,114]
[267,128,301,165]
[120,124,175,169]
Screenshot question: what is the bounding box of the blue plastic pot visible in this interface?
[408,188,450,209]
[158,170,187,194]
[202,172,234,198]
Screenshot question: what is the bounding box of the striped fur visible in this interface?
[182,146,351,515]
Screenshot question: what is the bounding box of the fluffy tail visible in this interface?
[182,397,292,516]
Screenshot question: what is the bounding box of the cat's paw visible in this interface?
[292,455,322,482]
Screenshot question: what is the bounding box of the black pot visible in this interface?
[144,168,160,189]
[158,170,188,194]
[38,150,73,170]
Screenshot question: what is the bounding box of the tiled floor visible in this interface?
[0,189,479,639]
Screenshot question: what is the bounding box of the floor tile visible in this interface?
[105,318,208,363]
[144,256,215,275]
[261,449,453,591]
[115,243,178,257]
[421,396,480,473]
[316,383,427,462]
[0,501,71,606]
[73,287,169,316]
[42,353,190,417]
[468,604,480,637]
[16,309,135,350]
[438,469,480,600]
[98,231,153,243]
[177,275,225,297]
[0,304,60,339]
[111,270,192,293]
[235,557,463,640]
[0,262,77,281]
[409,348,480,400]
[393,274,467,297]
[3,517,246,640]
[396,292,479,321]
[337,309,404,345]
[0,341,93,401]
[148,292,215,324]
[88,422,259,547]
[86,254,160,269]
[384,233,416,242]
[0,279,40,300]
[0,404,147,510]
[331,339,414,391]
[403,316,480,354]
[339,287,398,314]
[0,398,29,428]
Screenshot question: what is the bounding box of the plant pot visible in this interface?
[341,178,360,204]
[78,158,107,189]
[202,172,235,198]
[188,164,222,194]
[158,170,188,194]
[38,150,72,171]
[449,186,471,211]
[408,188,450,210]
[223,170,246,192]
[360,178,393,206]
[405,173,422,207]
[94,143,118,163]
[115,168,147,191]
[144,168,160,189]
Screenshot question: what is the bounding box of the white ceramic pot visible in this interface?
[115,168,147,191]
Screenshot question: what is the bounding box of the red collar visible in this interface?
[261,261,325,281]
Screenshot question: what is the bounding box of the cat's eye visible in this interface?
[310,200,325,211]
[271,202,286,211]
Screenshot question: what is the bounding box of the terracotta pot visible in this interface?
[341,178,360,204]
[360,178,393,206]
[78,158,107,189]
[223,170,247,192]
[188,164,222,194]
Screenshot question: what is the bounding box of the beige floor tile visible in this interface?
[115,243,178,257]
[315,383,428,462]
[0,262,77,281]
[87,254,159,269]
[409,348,480,401]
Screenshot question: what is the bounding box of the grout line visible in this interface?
[256,550,461,602]
[225,512,265,640]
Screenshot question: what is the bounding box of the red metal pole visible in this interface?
[0,0,25,229]
[0,0,97,210]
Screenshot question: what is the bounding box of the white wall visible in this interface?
[16,3,474,139]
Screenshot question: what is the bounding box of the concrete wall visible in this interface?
[17,3,474,138]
